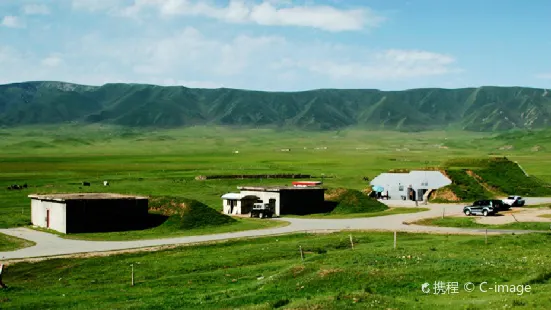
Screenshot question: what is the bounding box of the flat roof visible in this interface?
[28,193,148,202]
[238,186,324,192]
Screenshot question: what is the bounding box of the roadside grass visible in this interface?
[539,214,551,219]
[0,233,35,251]
[285,207,429,219]
[59,218,289,241]
[413,216,551,231]
[1,231,551,309]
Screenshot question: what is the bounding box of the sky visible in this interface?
[1,0,550,91]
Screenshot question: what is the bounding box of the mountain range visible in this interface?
[0,81,550,131]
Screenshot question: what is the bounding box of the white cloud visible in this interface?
[0,28,460,90]
[41,55,63,67]
[536,73,551,79]
[23,4,50,15]
[109,0,384,32]
[1,16,25,28]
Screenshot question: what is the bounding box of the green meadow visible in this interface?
[2,125,551,308]
[1,125,551,229]
[2,231,551,309]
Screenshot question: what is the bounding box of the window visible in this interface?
[399,185,404,191]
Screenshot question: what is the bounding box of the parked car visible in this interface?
[464,200,500,216]
[250,203,275,219]
[502,196,525,207]
[488,199,511,211]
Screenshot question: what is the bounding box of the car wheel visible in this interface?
[465,210,471,216]
[483,210,488,217]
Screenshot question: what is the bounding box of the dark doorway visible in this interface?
[409,188,416,201]
[46,209,50,228]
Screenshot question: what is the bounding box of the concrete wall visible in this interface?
[66,199,149,233]
[240,190,281,215]
[279,189,325,215]
[31,199,68,233]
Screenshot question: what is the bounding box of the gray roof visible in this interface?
[370,170,451,189]
[28,193,148,201]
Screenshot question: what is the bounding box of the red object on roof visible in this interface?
[292,181,322,187]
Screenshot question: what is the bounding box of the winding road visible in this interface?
[2,198,551,261]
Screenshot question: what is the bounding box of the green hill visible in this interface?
[150,196,236,229]
[325,188,389,214]
[1,81,550,131]
[431,157,551,202]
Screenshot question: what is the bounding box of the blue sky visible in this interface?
[1,0,550,91]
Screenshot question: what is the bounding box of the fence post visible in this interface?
[299,246,304,262]
[394,231,397,249]
[349,235,354,250]
[485,229,488,245]
[131,264,134,286]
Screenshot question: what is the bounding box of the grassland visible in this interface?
[0,233,35,251]
[1,231,551,309]
[2,125,551,230]
[412,217,551,231]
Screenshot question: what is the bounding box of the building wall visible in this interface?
[239,190,281,215]
[223,199,240,214]
[31,199,68,233]
[65,198,149,233]
[279,189,325,215]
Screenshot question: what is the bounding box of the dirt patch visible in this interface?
[466,170,501,194]
[532,145,542,152]
[324,188,348,201]
[431,187,460,202]
[318,268,344,278]
[292,265,306,277]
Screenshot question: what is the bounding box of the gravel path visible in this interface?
[1,197,551,261]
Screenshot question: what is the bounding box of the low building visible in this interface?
[29,193,149,234]
[370,171,451,201]
[221,185,325,216]
[221,193,259,215]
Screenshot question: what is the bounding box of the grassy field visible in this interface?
[285,207,429,219]
[2,125,551,229]
[0,233,35,252]
[413,217,551,231]
[1,231,551,309]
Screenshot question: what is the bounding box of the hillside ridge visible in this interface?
[1,81,550,131]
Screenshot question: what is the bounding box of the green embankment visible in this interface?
[431,157,551,202]
[325,188,389,214]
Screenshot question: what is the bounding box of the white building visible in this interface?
[29,193,148,234]
[370,170,451,201]
[221,186,325,216]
